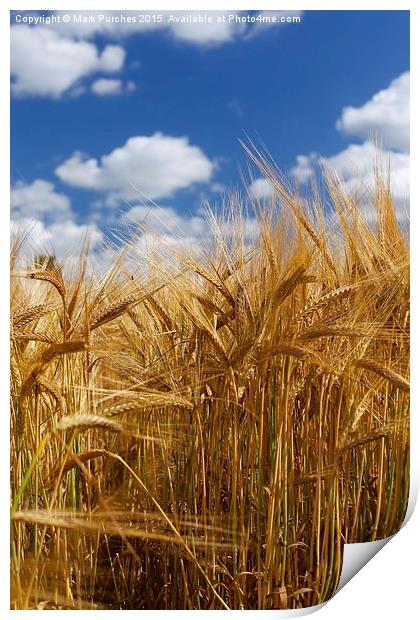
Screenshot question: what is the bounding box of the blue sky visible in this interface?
[10,10,410,257]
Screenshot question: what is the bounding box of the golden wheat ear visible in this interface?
[12,303,57,329]
[352,358,410,392]
[55,414,124,433]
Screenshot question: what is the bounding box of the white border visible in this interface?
[2,2,417,618]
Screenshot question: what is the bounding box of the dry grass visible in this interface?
[10,157,409,610]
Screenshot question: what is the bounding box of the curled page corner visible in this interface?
[335,461,418,598]
[336,536,392,593]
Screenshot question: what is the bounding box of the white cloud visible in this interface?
[91,78,123,95]
[11,179,71,221]
[167,12,246,45]
[125,204,206,237]
[48,10,300,46]
[126,205,169,228]
[121,203,259,266]
[248,178,275,200]
[48,10,166,39]
[327,144,409,224]
[323,142,409,201]
[290,72,409,222]
[117,204,205,264]
[91,78,135,95]
[55,133,214,201]
[336,72,409,152]
[11,217,103,259]
[292,143,409,203]
[122,204,209,261]
[290,153,318,184]
[210,182,226,194]
[44,10,237,46]
[91,78,121,95]
[48,219,103,254]
[11,179,103,258]
[11,11,302,98]
[218,217,260,241]
[11,24,125,97]
[98,45,125,72]
[55,153,103,189]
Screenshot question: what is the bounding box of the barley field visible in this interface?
[10,154,409,610]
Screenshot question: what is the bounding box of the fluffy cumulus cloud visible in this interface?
[121,203,259,263]
[11,179,103,258]
[122,204,207,258]
[50,10,302,46]
[11,179,71,221]
[290,153,318,184]
[55,133,215,201]
[125,204,206,236]
[290,72,410,220]
[248,178,275,200]
[11,24,125,97]
[164,10,302,45]
[324,142,409,207]
[11,217,104,259]
[336,72,409,152]
[10,11,302,97]
[168,13,244,45]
